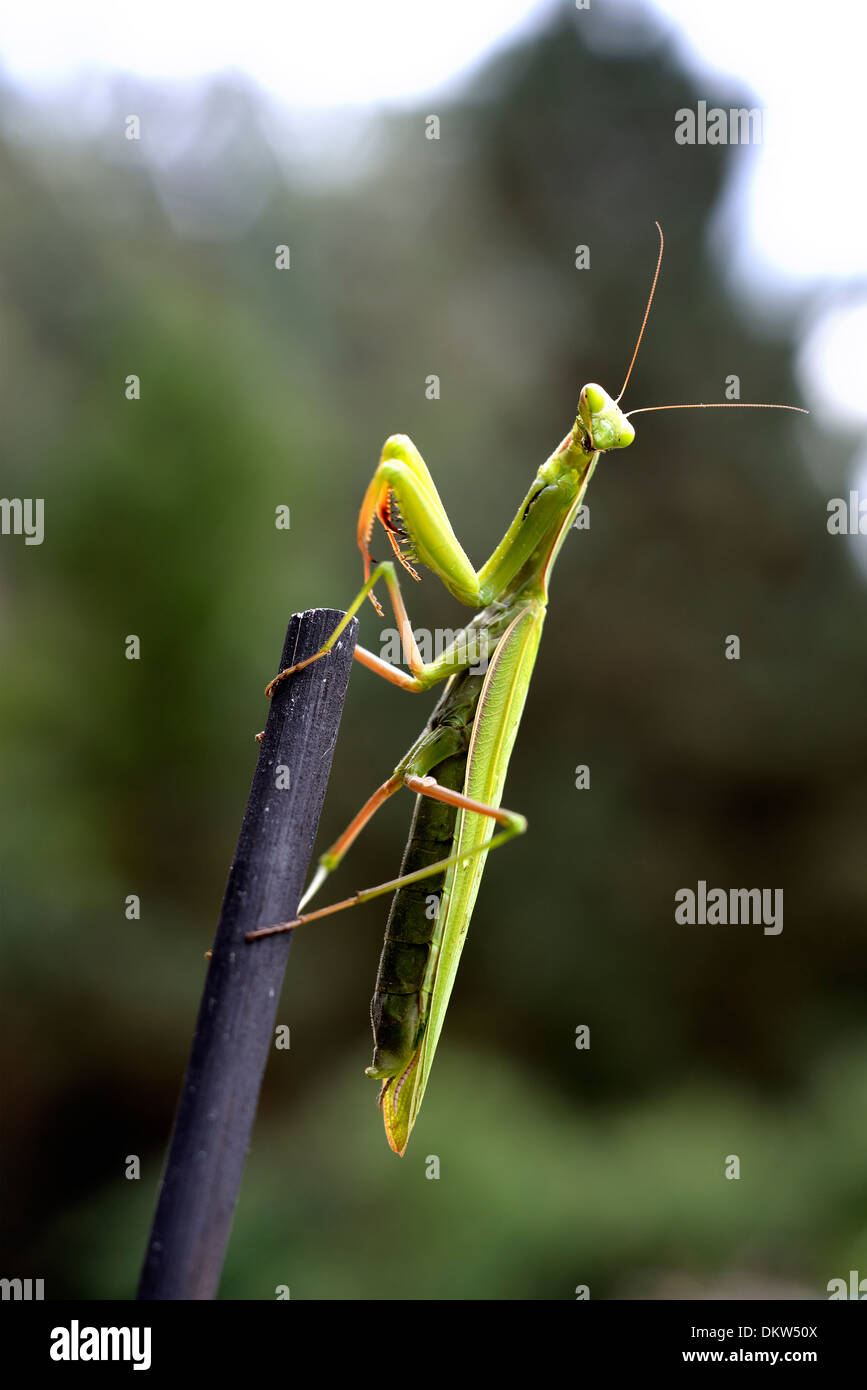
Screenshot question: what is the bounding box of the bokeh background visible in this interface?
[1,0,866,1299]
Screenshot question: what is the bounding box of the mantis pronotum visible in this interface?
[247,225,806,1154]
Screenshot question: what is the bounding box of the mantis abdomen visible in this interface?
[367,750,466,1077]
[366,666,486,1081]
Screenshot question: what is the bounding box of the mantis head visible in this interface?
[577,383,635,453]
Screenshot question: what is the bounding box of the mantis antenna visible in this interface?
[626,402,808,418]
[617,222,808,419]
[616,220,664,403]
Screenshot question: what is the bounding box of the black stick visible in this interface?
[137,608,357,1300]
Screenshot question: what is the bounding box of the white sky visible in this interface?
[642,0,867,473]
[1,0,865,433]
[647,0,865,285]
[0,0,546,102]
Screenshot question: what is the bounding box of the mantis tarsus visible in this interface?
[247,224,806,1155]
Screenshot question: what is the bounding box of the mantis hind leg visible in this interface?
[293,723,471,911]
[295,772,404,913]
[245,775,526,941]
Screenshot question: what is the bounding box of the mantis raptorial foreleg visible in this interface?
[357,435,481,609]
[245,772,526,940]
[358,434,578,611]
[264,432,571,703]
[263,434,483,699]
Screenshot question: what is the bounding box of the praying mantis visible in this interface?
[247,224,806,1154]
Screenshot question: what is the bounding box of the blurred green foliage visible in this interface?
[1,7,865,1298]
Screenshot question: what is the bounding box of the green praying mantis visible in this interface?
[247,224,806,1154]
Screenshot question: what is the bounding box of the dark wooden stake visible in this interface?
[137,608,357,1300]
